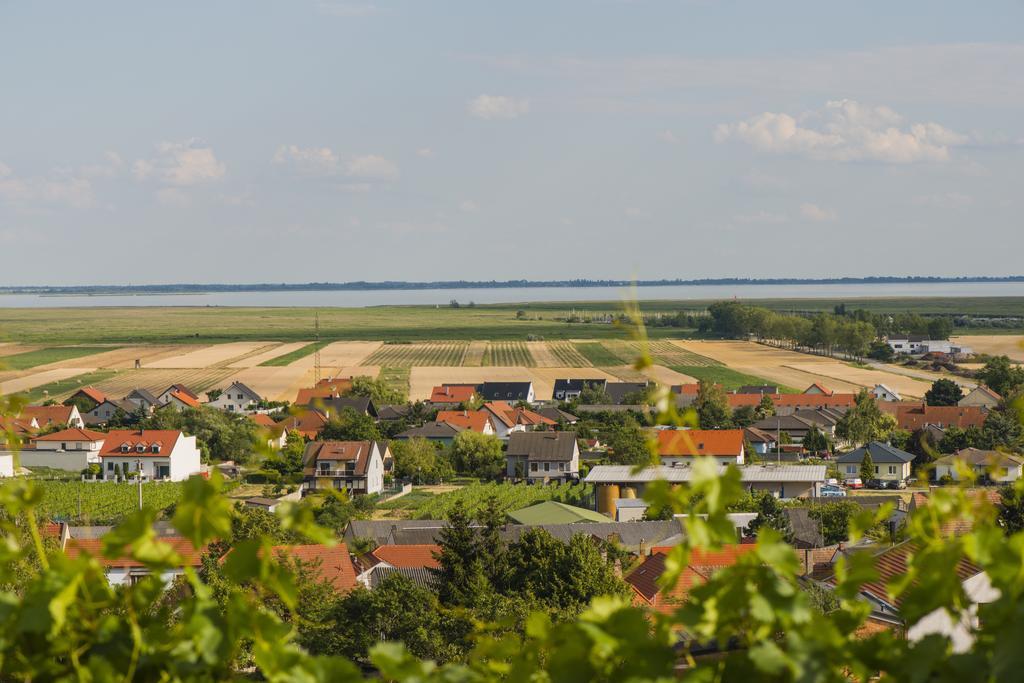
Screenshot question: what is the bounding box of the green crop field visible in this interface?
[364,342,469,367]
[574,342,626,366]
[260,341,327,366]
[0,346,117,370]
[483,342,535,367]
[13,480,185,525]
[410,481,593,520]
[546,341,592,366]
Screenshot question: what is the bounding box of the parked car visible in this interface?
[820,484,847,498]
[844,478,863,489]
[865,479,886,490]
[882,479,907,490]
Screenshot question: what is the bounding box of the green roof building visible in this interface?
[506,501,609,525]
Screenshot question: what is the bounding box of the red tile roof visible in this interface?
[370,544,440,570]
[626,544,758,613]
[273,544,358,592]
[295,378,354,406]
[804,383,834,395]
[169,390,201,408]
[429,384,478,403]
[656,429,745,457]
[772,394,856,410]
[304,440,374,475]
[66,537,206,568]
[483,401,556,428]
[851,542,981,609]
[32,427,107,442]
[19,405,76,427]
[97,430,183,457]
[72,386,107,404]
[727,394,764,409]
[249,413,278,428]
[276,410,329,439]
[436,410,493,433]
[893,405,987,431]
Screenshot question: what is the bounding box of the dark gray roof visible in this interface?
[535,407,579,423]
[785,508,825,548]
[605,382,649,405]
[737,385,779,395]
[316,396,378,418]
[574,404,647,414]
[836,441,915,465]
[225,381,263,401]
[377,404,411,420]
[394,421,464,440]
[791,409,842,427]
[344,519,454,545]
[480,382,533,401]
[125,388,160,405]
[69,520,178,539]
[506,431,578,461]
[389,527,448,544]
[368,565,435,590]
[500,520,682,552]
[751,414,818,433]
[553,379,607,393]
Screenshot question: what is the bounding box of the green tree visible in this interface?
[731,405,758,428]
[927,317,953,341]
[320,408,382,442]
[392,438,452,483]
[431,501,490,608]
[694,379,732,429]
[997,485,1024,534]
[745,493,793,543]
[348,375,405,405]
[449,431,504,479]
[925,378,964,406]
[604,416,651,466]
[836,389,895,446]
[577,383,612,405]
[860,449,875,483]
[756,393,775,420]
[313,490,357,534]
[265,429,306,476]
[802,425,830,454]
[978,355,1024,398]
[807,500,862,544]
[141,405,260,462]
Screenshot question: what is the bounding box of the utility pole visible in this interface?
[137,458,143,510]
[777,417,782,465]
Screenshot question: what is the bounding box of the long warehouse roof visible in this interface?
[584,464,826,484]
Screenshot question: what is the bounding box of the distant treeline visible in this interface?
[2,275,1023,295]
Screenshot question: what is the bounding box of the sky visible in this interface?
[1,1,1023,285]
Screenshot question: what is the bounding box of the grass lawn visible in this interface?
[376,489,436,511]
[0,346,116,370]
[574,342,626,366]
[22,370,119,401]
[259,341,328,366]
[671,365,798,393]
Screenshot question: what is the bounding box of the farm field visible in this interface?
[462,341,488,366]
[8,480,185,525]
[230,342,311,368]
[0,346,116,371]
[85,367,240,399]
[952,335,1024,363]
[226,366,316,402]
[291,341,383,369]
[20,370,119,402]
[145,342,275,369]
[545,341,592,366]
[525,341,560,367]
[365,342,469,367]
[574,342,626,366]
[671,340,951,398]
[0,298,1021,345]
[396,481,592,520]
[0,344,41,357]
[0,368,96,396]
[483,342,535,367]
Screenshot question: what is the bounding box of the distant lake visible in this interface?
[2,281,1024,308]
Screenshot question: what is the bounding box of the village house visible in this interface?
[393,421,465,445]
[24,427,106,471]
[887,404,987,432]
[272,544,359,593]
[157,384,199,405]
[428,383,479,406]
[933,448,1024,483]
[294,377,354,406]
[836,441,914,483]
[552,378,607,402]
[98,429,203,481]
[886,336,973,356]
[301,440,385,495]
[163,389,202,411]
[83,398,141,426]
[479,381,535,404]
[124,388,161,413]
[19,404,84,430]
[435,410,496,435]
[871,384,902,402]
[65,536,206,586]
[958,385,1001,410]
[315,396,378,420]
[207,381,262,413]
[605,382,650,405]
[355,544,440,589]
[481,401,556,439]
[63,386,107,411]
[505,431,580,481]
[803,383,834,395]
[626,545,759,614]
[656,428,745,466]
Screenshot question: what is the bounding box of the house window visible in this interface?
[559,462,565,471]
[874,466,879,474]
[845,465,856,474]
[888,465,896,475]
[151,445,160,453]
[121,444,130,453]
[530,462,538,472]
[136,444,145,453]
[107,462,114,471]
[228,405,235,412]
[544,463,550,472]
[61,443,67,450]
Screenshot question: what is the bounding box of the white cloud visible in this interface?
[459,200,478,212]
[135,140,225,186]
[799,203,838,222]
[468,95,530,120]
[416,147,433,157]
[912,192,974,209]
[0,162,95,209]
[715,100,968,164]
[273,144,340,174]
[346,154,399,180]
[657,130,681,144]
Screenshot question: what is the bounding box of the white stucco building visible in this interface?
[98,430,202,481]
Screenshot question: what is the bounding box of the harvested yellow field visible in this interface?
[229,342,312,368]
[365,342,468,367]
[641,364,699,386]
[526,341,560,367]
[222,366,314,402]
[0,344,42,357]
[290,341,383,369]
[0,368,96,395]
[38,345,186,370]
[462,341,488,366]
[672,340,941,398]
[953,335,1024,363]
[146,342,273,369]
[605,366,650,382]
[408,367,619,401]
